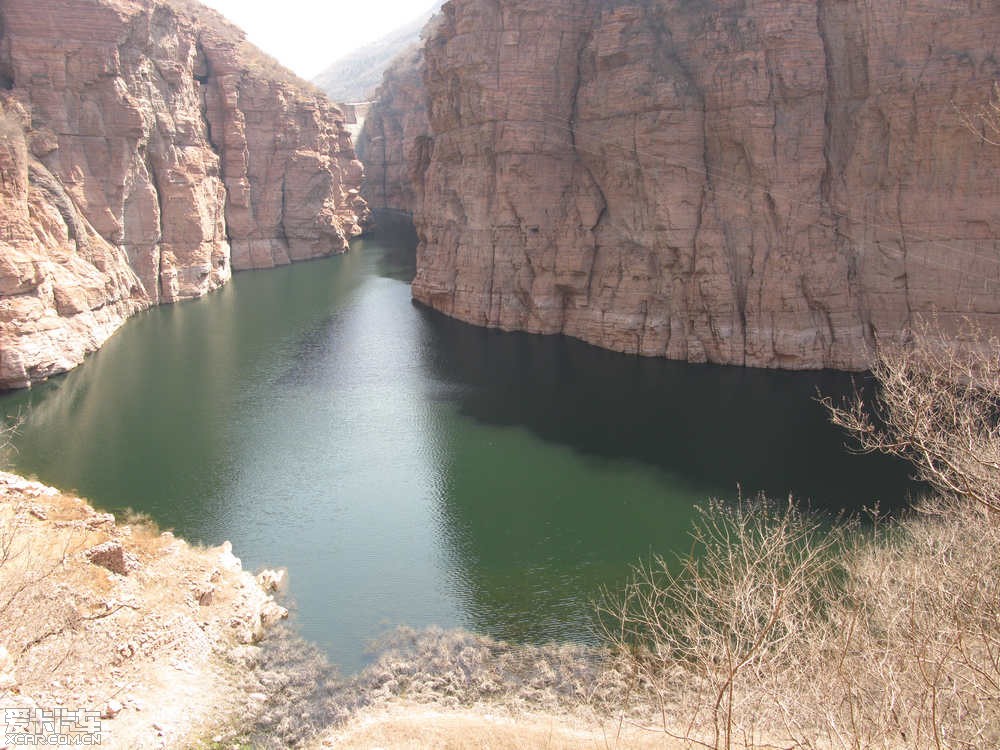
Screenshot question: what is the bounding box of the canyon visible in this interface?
[363,0,1000,370]
[5,0,997,389]
[1,3,978,744]
[0,0,369,390]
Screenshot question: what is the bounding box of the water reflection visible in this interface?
[218,268,459,666]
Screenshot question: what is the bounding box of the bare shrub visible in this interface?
[822,320,1000,515]
[813,321,1000,744]
[217,625,631,749]
[227,624,346,749]
[0,508,87,668]
[0,411,23,459]
[819,497,1000,749]
[602,324,1000,749]
[599,499,854,749]
[349,626,625,714]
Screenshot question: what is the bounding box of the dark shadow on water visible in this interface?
[414,305,918,514]
[359,214,917,512]
[363,211,419,283]
[0,217,922,666]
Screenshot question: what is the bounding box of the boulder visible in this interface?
[84,540,128,575]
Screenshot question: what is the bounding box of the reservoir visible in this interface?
[0,220,914,672]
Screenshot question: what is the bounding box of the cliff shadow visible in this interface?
[413,306,918,515]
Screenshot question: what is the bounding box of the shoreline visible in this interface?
[0,472,668,749]
[0,472,289,749]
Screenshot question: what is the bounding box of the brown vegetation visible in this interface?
[0,473,291,748]
[599,499,855,748]
[212,321,1000,749]
[601,323,1000,749]
[960,82,1000,147]
[824,321,1000,515]
[229,626,636,749]
[313,703,685,750]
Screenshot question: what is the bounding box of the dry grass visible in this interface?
[221,321,1000,749]
[823,319,1000,515]
[0,473,297,748]
[350,627,627,714]
[7,325,996,749]
[217,625,642,749]
[315,703,686,750]
[598,498,856,749]
[959,81,1000,146]
[817,497,1000,749]
[0,489,116,663]
[601,500,1000,749]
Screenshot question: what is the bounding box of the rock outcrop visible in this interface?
[0,0,368,389]
[0,471,291,747]
[371,0,1000,370]
[357,46,432,214]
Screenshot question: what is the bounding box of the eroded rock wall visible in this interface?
[357,46,432,214]
[0,98,149,388]
[382,0,1000,370]
[0,0,368,389]
[200,35,369,270]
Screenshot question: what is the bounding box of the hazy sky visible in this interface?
[198,0,439,80]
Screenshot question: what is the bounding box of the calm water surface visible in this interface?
[0,220,914,671]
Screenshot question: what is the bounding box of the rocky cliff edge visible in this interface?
[367,0,1000,370]
[0,0,370,390]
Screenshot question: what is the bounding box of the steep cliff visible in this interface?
[373,0,1000,370]
[357,46,432,214]
[0,0,369,389]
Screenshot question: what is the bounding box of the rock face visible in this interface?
[0,0,368,389]
[372,0,1000,370]
[357,46,432,214]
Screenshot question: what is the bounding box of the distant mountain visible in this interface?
[313,3,441,103]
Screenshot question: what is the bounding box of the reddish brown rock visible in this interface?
[85,539,129,575]
[0,0,369,389]
[199,35,369,269]
[0,98,149,389]
[358,46,432,215]
[375,0,1000,370]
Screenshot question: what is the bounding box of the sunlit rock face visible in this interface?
[368,0,1000,371]
[0,0,369,389]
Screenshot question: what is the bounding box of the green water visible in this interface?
[0,220,914,671]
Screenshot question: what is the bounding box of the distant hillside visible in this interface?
[313,3,440,103]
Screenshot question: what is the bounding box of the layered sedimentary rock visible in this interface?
[199,35,369,270]
[0,0,368,389]
[357,47,432,214]
[0,98,149,387]
[374,0,1000,370]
